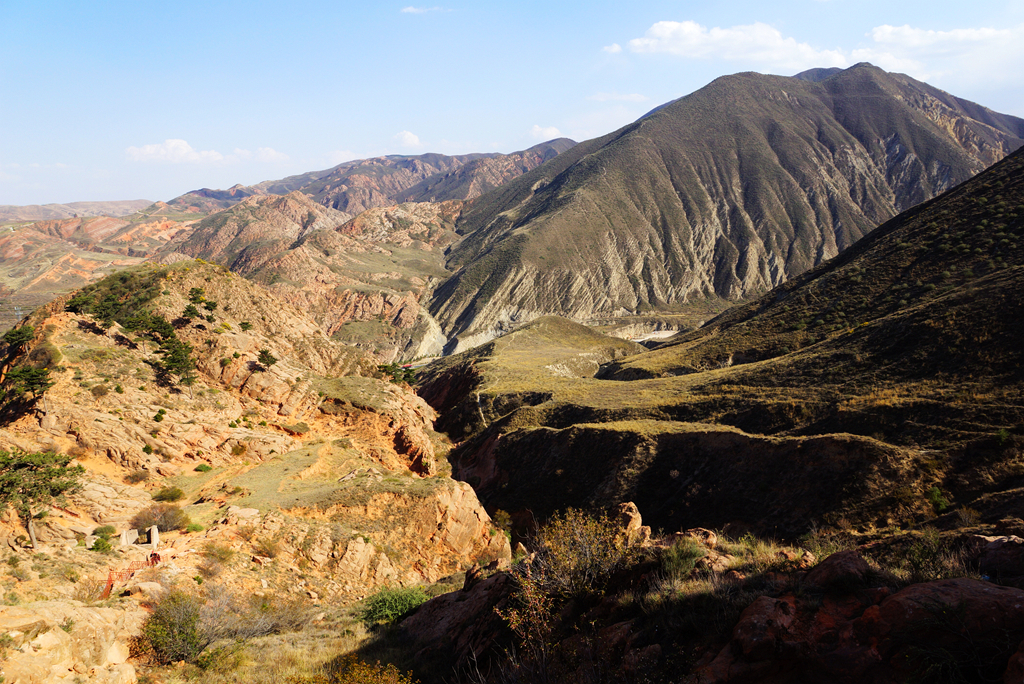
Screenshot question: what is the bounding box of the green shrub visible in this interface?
[114,384,124,394]
[142,444,154,454]
[90,537,113,553]
[492,509,512,532]
[93,525,116,538]
[131,504,191,532]
[359,586,429,625]
[927,486,949,513]
[90,384,109,398]
[185,523,204,533]
[140,587,313,665]
[142,590,209,664]
[194,463,213,472]
[530,508,637,597]
[220,357,231,367]
[254,537,281,558]
[153,486,185,502]
[661,537,706,580]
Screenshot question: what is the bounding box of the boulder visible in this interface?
[803,550,872,592]
[0,600,145,684]
[399,572,515,675]
[977,536,1024,586]
[617,502,651,545]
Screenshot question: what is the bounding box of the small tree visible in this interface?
[2,365,53,401]
[181,304,201,320]
[2,326,34,353]
[0,450,84,548]
[188,287,205,304]
[256,349,277,370]
[158,338,197,398]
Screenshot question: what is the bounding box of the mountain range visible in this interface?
[167,139,576,215]
[2,61,1024,684]
[428,63,1024,350]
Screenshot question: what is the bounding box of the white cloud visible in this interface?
[530,125,562,140]
[233,147,290,163]
[588,92,648,102]
[325,150,355,165]
[401,6,446,13]
[602,43,622,54]
[846,23,1024,90]
[627,20,848,71]
[868,25,1009,51]
[126,139,224,164]
[256,147,288,163]
[394,130,423,148]
[127,140,292,166]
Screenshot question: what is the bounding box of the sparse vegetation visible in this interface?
[359,586,429,626]
[131,503,191,532]
[153,486,185,502]
[138,587,314,665]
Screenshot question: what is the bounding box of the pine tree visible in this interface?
[0,450,84,548]
[2,326,34,352]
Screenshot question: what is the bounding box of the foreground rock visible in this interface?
[0,601,145,684]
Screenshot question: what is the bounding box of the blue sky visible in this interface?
[2,0,1023,205]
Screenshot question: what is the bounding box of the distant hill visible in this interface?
[0,199,153,223]
[0,212,195,331]
[161,192,461,361]
[167,139,576,214]
[428,63,1024,352]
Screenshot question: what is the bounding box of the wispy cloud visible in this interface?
[619,19,1024,96]
[126,139,224,164]
[849,24,1024,81]
[234,147,290,163]
[530,125,562,140]
[627,21,847,71]
[401,6,447,14]
[602,43,622,54]
[588,92,648,103]
[126,139,289,165]
[394,130,423,148]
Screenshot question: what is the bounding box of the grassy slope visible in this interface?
[420,149,1024,536]
[428,64,1024,342]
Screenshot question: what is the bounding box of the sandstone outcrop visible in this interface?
[0,601,145,684]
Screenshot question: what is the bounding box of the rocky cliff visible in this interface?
[0,261,509,682]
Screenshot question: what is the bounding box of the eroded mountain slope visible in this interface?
[419,145,1024,538]
[429,63,1024,351]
